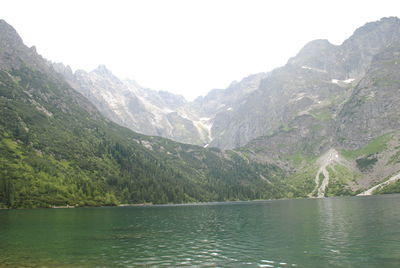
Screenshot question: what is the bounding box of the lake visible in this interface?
[1,195,400,267]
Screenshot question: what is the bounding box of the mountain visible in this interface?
[191,72,268,146]
[53,63,214,146]
[54,62,268,147]
[240,17,400,196]
[209,17,400,149]
[54,17,400,197]
[0,19,295,208]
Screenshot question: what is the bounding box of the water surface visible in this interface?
[1,195,400,267]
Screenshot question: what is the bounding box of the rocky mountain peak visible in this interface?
[339,16,400,77]
[287,39,339,76]
[87,64,124,86]
[351,16,400,37]
[343,16,400,55]
[0,19,50,72]
[52,62,75,81]
[91,64,116,79]
[294,39,335,57]
[93,64,113,76]
[0,19,24,48]
[0,19,28,70]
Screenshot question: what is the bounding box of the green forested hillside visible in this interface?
[0,66,294,208]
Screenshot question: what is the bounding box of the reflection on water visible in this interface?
[316,196,400,267]
[1,195,400,267]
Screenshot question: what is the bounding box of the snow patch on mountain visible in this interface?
[301,66,327,73]
[331,78,355,84]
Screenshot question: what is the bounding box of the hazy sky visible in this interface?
[1,0,399,100]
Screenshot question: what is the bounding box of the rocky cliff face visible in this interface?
[53,63,214,145]
[0,20,51,73]
[336,45,400,149]
[53,62,268,147]
[209,17,400,150]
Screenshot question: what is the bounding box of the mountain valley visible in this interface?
[2,17,400,208]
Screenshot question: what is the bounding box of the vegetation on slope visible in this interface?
[373,180,400,194]
[325,165,357,196]
[341,133,392,160]
[0,67,292,208]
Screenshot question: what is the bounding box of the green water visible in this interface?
[1,195,400,267]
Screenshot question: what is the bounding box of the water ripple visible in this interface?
[1,196,400,267]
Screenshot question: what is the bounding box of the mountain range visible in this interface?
[1,17,400,208]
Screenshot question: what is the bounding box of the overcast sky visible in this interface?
[1,0,399,100]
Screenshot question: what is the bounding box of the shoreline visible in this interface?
[51,205,75,209]
[2,193,400,210]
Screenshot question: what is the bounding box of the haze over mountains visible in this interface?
[54,17,400,149]
[1,17,400,208]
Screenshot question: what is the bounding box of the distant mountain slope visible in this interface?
[0,19,291,208]
[54,62,268,147]
[53,63,213,146]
